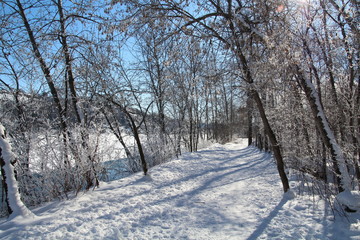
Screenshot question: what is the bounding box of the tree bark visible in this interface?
[16,0,67,134]
[235,45,290,192]
[56,0,82,124]
[120,107,148,175]
[294,64,352,192]
[0,155,12,215]
[0,124,33,218]
[251,90,290,192]
[247,93,253,146]
[16,0,72,189]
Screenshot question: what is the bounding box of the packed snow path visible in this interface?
[1,139,360,239]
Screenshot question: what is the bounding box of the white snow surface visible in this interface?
[1,138,360,239]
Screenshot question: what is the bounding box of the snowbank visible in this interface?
[337,191,360,211]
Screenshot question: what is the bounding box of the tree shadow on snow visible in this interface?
[246,195,289,240]
[134,147,277,232]
[147,151,272,209]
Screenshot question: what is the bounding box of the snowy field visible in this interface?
[0,138,359,239]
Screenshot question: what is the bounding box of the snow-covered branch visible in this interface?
[0,123,34,219]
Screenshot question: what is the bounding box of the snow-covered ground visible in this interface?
[0,138,359,239]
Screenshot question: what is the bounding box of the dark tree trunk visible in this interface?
[247,94,253,146]
[16,0,72,190]
[16,0,67,134]
[294,64,351,192]
[122,108,148,175]
[235,44,290,192]
[0,154,12,215]
[251,90,290,192]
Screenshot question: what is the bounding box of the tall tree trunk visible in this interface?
[16,0,71,189]
[122,108,148,175]
[247,93,253,146]
[57,0,100,190]
[56,0,82,124]
[251,90,290,192]
[294,65,352,192]
[0,156,12,215]
[189,104,193,152]
[16,0,67,135]
[235,45,290,192]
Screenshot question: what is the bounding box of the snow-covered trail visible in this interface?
[1,139,359,239]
